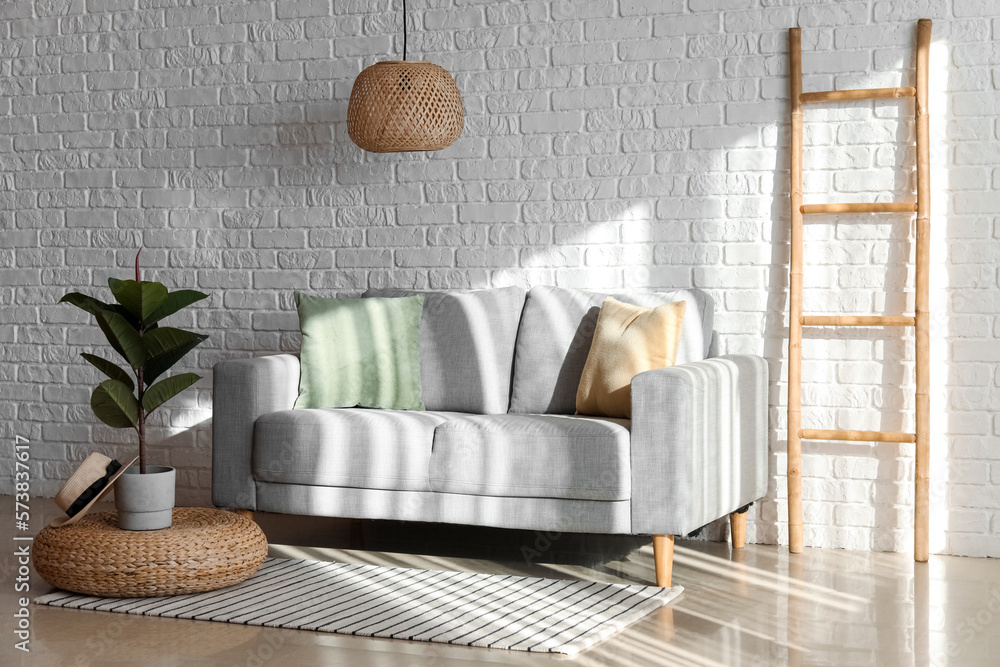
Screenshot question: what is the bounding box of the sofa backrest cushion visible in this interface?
[364,287,527,414]
[509,285,715,415]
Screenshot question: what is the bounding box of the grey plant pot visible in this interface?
[114,465,175,531]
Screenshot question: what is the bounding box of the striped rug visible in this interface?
[36,557,682,655]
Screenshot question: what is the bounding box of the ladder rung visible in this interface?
[800,202,917,215]
[801,315,916,327]
[800,429,917,443]
[801,87,916,103]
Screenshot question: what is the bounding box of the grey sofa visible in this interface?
[212,285,769,586]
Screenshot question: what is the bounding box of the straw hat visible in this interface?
[50,453,138,528]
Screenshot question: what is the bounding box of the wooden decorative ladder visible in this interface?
[786,20,932,562]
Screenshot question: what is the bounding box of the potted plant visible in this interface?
[61,250,209,530]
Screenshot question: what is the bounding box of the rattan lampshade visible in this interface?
[347,60,464,153]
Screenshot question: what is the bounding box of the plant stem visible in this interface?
[135,252,145,474]
[137,367,146,474]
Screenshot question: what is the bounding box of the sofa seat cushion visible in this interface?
[428,414,631,501]
[253,408,463,491]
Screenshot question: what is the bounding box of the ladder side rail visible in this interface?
[787,26,805,555]
[914,18,932,564]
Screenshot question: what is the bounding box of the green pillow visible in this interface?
[294,292,426,411]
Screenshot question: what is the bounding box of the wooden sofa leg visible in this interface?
[652,535,675,587]
[730,510,747,549]
[234,509,254,522]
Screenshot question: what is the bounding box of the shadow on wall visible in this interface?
[88,394,212,508]
[194,45,751,553]
[164,19,953,560]
[759,33,951,554]
[483,25,952,555]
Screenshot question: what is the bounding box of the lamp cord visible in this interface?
[402,0,407,61]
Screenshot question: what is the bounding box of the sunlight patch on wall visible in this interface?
[926,39,949,557]
[493,201,656,292]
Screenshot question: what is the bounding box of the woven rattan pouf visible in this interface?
[33,507,268,598]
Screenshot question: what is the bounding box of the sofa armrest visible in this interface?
[630,354,769,536]
[212,354,300,510]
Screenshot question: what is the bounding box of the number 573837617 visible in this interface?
[14,435,30,530]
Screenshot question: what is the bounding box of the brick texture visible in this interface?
[0,1,997,558]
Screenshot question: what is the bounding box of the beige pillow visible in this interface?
[576,297,687,419]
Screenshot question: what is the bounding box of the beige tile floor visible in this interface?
[2,495,998,666]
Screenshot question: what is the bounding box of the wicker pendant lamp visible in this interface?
[347,0,464,153]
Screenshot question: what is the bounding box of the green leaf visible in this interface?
[144,289,209,327]
[81,353,135,392]
[93,309,145,369]
[60,292,114,317]
[141,327,209,385]
[60,292,141,329]
[142,373,201,414]
[108,278,168,324]
[91,380,139,429]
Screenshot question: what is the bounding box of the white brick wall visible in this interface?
[1,0,998,558]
